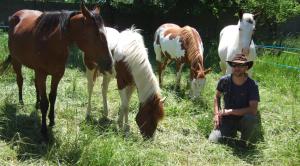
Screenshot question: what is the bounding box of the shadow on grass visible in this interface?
[228,113,265,165]
[229,143,263,165]
[83,115,143,141]
[84,116,118,134]
[164,83,189,99]
[0,102,54,161]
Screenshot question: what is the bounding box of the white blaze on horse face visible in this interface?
[160,33,185,59]
[238,13,255,55]
[190,78,206,98]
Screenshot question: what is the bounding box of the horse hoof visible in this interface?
[42,135,49,143]
[19,100,24,105]
[41,128,49,142]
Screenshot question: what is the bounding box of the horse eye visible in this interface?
[247,20,253,24]
[239,28,241,31]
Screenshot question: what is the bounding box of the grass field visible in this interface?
[0,30,299,165]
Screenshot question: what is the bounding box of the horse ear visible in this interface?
[238,9,243,20]
[204,68,212,75]
[253,11,260,20]
[81,0,93,19]
[93,4,101,15]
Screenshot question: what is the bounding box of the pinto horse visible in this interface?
[0,1,113,140]
[154,23,211,98]
[85,27,164,138]
[218,11,257,76]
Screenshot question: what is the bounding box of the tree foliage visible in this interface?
[243,0,300,23]
[61,0,300,24]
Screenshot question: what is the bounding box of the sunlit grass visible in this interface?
[0,31,299,165]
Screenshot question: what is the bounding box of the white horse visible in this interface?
[85,27,165,138]
[218,11,257,76]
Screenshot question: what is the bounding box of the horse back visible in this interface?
[8,10,68,73]
[218,25,238,60]
[155,24,190,62]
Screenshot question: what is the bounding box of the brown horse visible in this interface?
[154,23,211,98]
[0,1,113,140]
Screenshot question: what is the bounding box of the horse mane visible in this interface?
[34,10,79,39]
[181,26,203,68]
[114,27,161,103]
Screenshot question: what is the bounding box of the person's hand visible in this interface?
[222,109,232,116]
[213,112,221,129]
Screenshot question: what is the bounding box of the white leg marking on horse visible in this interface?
[118,86,135,132]
[101,74,111,118]
[86,68,96,119]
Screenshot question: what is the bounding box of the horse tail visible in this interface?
[0,55,12,75]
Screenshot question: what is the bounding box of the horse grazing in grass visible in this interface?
[0,1,113,140]
[85,27,165,138]
[153,23,211,98]
[218,11,257,76]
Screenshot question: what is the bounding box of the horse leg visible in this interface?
[157,61,164,86]
[118,85,134,133]
[123,85,135,134]
[12,59,23,105]
[175,63,184,90]
[36,72,49,139]
[48,73,63,127]
[158,59,170,87]
[102,74,111,119]
[86,68,96,119]
[34,72,40,109]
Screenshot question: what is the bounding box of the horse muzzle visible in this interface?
[242,48,250,56]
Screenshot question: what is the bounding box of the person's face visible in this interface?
[230,63,248,77]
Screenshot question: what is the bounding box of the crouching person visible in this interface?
[208,54,261,148]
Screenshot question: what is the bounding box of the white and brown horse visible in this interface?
[85,27,164,138]
[153,23,211,98]
[218,11,257,76]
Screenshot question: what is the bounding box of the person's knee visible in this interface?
[241,114,259,128]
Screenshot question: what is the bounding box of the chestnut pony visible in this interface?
[85,27,164,138]
[0,1,113,140]
[154,23,211,98]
